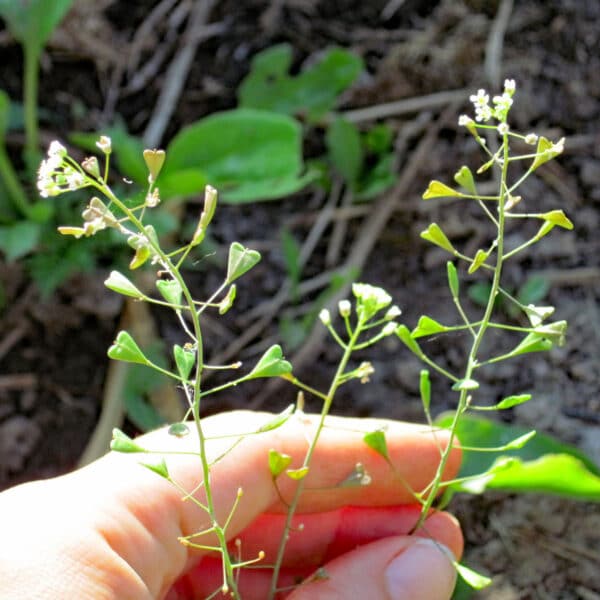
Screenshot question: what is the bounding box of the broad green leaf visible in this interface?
[539,209,573,230]
[245,344,292,380]
[355,153,397,200]
[453,165,477,195]
[468,249,488,274]
[104,270,145,299]
[435,413,600,500]
[156,279,182,306]
[158,169,207,200]
[364,123,394,155]
[238,44,363,121]
[326,116,363,186]
[257,404,295,433]
[411,315,449,338]
[173,344,195,381]
[467,281,492,307]
[517,275,550,306]
[423,180,463,199]
[395,325,422,356]
[268,449,292,478]
[110,428,146,453]
[447,261,459,298]
[226,242,261,283]
[420,223,456,253]
[455,563,492,590]
[363,430,390,461]
[0,221,40,260]
[107,330,150,365]
[286,466,309,480]
[162,109,315,203]
[0,0,74,50]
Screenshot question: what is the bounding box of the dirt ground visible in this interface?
[1,0,599,597]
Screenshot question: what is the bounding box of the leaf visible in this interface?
[238,44,363,121]
[173,344,195,381]
[467,282,492,307]
[355,153,397,200]
[455,563,492,590]
[268,449,292,478]
[0,221,41,260]
[434,413,600,501]
[245,345,292,380]
[107,331,150,365]
[156,279,183,306]
[422,180,463,199]
[363,430,390,461]
[104,270,145,299]
[453,166,477,195]
[0,0,74,50]
[411,315,449,338]
[226,242,261,283]
[517,275,550,306]
[326,116,363,186]
[257,404,295,432]
[420,223,456,253]
[162,109,316,203]
[110,428,146,453]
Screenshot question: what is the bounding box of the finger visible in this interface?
[288,536,457,600]
[170,508,462,599]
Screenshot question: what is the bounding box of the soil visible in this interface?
[1,0,599,598]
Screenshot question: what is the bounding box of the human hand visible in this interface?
[0,411,462,599]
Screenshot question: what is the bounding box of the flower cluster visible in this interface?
[458,79,517,130]
[37,141,88,197]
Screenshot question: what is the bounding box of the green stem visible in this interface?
[414,133,510,532]
[23,44,40,169]
[268,317,366,598]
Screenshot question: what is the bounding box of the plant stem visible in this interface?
[268,317,366,599]
[23,44,40,170]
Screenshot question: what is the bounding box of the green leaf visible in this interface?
[0,0,74,50]
[156,279,182,306]
[517,275,550,306]
[395,325,422,356]
[226,242,261,283]
[110,428,146,453]
[411,315,449,338]
[238,44,363,121]
[245,345,292,380]
[107,331,150,365]
[326,116,363,186]
[141,457,170,479]
[420,370,431,412]
[0,221,41,260]
[355,153,397,200]
[104,270,145,299]
[468,249,488,274]
[364,123,394,155]
[173,344,195,381]
[447,261,459,298]
[257,404,294,432]
[467,282,492,307]
[420,223,456,254]
[363,430,390,461]
[455,563,492,590]
[422,180,463,200]
[268,449,292,478]
[162,108,316,203]
[453,166,477,195]
[286,466,309,480]
[435,413,600,501]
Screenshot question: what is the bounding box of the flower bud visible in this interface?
[338,299,351,317]
[319,309,331,326]
[385,305,401,320]
[96,136,112,154]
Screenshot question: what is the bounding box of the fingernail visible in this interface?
[384,539,456,600]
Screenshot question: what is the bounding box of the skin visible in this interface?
[0,411,463,599]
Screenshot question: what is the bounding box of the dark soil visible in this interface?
[1,1,599,597]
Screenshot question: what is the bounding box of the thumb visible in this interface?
[289,536,457,600]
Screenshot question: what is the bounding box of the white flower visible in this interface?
[384,305,402,320]
[319,309,331,326]
[552,137,565,154]
[96,136,112,153]
[382,322,397,336]
[503,78,516,95]
[352,283,392,320]
[338,299,351,318]
[65,168,85,190]
[474,104,492,123]
[524,133,538,145]
[48,141,67,157]
[469,89,489,107]
[497,122,510,135]
[356,361,375,383]
[458,115,474,127]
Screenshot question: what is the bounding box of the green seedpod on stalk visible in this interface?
[446,261,459,298]
[104,270,145,299]
[363,430,390,462]
[420,223,456,254]
[226,242,261,284]
[157,278,183,306]
[419,370,431,412]
[173,344,195,381]
[108,331,150,365]
[268,449,292,478]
